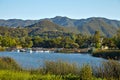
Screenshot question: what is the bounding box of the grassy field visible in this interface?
[0,57,120,80]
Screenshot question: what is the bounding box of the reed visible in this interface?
[43,60,78,75]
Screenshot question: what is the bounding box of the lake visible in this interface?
[0,52,106,69]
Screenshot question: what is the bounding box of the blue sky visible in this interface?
[0,0,120,20]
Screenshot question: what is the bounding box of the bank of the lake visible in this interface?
[55,48,89,53]
[92,49,120,60]
[0,56,120,80]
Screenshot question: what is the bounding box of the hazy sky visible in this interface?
[0,0,120,20]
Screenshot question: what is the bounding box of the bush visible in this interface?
[43,60,78,75]
[0,57,21,70]
[80,64,92,80]
[94,60,120,80]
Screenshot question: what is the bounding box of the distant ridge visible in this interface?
[0,19,39,27]
[0,16,120,37]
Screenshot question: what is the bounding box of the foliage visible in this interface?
[0,26,120,54]
[102,37,116,49]
[0,70,63,80]
[0,57,21,70]
[0,57,120,80]
[63,74,80,80]
[1,36,17,47]
[0,46,5,51]
[43,60,78,75]
[93,31,101,48]
[80,64,92,80]
[0,25,119,49]
[75,34,89,48]
[0,27,28,37]
[32,36,43,47]
[114,29,120,49]
[94,60,120,80]
[19,37,33,48]
[92,50,120,60]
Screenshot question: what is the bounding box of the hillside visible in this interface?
[50,17,120,36]
[76,18,118,37]
[27,20,80,34]
[0,19,39,27]
[0,16,120,36]
[27,20,65,31]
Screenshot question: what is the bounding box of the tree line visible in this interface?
[0,26,120,49]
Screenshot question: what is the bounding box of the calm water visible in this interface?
[0,52,106,69]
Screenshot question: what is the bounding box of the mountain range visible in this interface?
[0,16,120,37]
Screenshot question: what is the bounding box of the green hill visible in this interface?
[0,16,120,37]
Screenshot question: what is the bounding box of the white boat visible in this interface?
[36,50,44,53]
[26,49,32,53]
[44,50,50,53]
[29,50,32,53]
[20,49,26,52]
[15,49,20,52]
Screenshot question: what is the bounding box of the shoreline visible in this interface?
[92,49,120,60]
[0,47,90,53]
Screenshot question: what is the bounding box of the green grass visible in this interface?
[0,57,120,80]
[0,70,106,80]
[0,70,63,80]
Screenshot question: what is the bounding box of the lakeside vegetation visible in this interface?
[0,26,117,49]
[0,57,119,80]
[1,26,120,59]
[0,26,118,49]
[92,49,120,60]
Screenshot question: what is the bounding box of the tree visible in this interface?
[93,31,101,48]
[0,36,2,46]
[75,34,88,48]
[42,39,56,48]
[1,36,17,47]
[52,37,62,48]
[114,29,120,49]
[19,37,33,48]
[60,37,79,48]
[70,43,79,48]
[32,36,43,47]
[102,38,116,49]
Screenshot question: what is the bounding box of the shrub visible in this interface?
[0,57,21,70]
[79,64,92,80]
[94,60,120,80]
[43,60,78,75]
